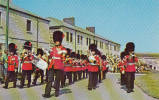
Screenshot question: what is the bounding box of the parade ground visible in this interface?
[0,73,158,100]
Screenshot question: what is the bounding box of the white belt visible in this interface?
[76,66,81,68]
[52,57,61,59]
[127,63,135,65]
[24,61,32,63]
[64,64,72,67]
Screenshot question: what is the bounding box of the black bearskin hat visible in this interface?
[96,49,101,57]
[24,41,32,50]
[70,52,76,58]
[80,54,85,60]
[126,42,135,52]
[53,31,64,43]
[37,48,44,56]
[9,43,17,54]
[66,48,71,56]
[120,51,126,60]
[76,54,80,59]
[89,44,97,52]
[101,55,106,60]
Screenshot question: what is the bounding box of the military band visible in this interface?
[0,32,139,98]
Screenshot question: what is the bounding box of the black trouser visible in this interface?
[53,69,64,94]
[126,72,135,90]
[88,72,98,89]
[83,70,86,79]
[33,69,44,84]
[5,71,16,87]
[73,72,77,82]
[98,70,102,83]
[78,71,82,80]
[20,70,32,87]
[64,72,72,85]
[44,68,54,95]
[86,69,88,78]
[102,70,106,79]
[120,73,126,85]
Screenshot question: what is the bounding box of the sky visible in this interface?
[13,0,159,53]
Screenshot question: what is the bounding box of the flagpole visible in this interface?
[5,0,9,50]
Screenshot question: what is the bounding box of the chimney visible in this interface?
[86,27,95,33]
[63,17,75,26]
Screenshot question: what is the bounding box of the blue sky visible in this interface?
[13,0,159,53]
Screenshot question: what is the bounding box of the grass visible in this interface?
[135,72,159,99]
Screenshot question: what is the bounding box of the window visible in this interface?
[89,38,91,45]
[26,20,31,32]
[66,32,69,41]
[81,36,83,45]
[94,40,96,44]
[86,38,88,46]
[70,33,73,42]
[77,35,80,44]
[0,12,1,25]
[96,41,98,47]
[77,50,80,54]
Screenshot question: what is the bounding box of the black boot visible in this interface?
[42,94,51,98]
[55,91,59,97]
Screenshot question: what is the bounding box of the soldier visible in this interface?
[64,48,73,85]
[20,41,34,88]
[88,44,100,90]
[0,51,3,84]
[3,43,18,89]
[43,31,66,98]
[71,52,77,83]
[96,50,102,83]
[76,54,82,80]
[81,54,86,79]
[118,51,126,85]
[101,55,108,80]
[32,48,44,85]
[123,42,138,93]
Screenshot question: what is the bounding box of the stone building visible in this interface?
[48,17,120,56]
[0,0,50,53]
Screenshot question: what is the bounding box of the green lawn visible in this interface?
[135,72,159,99]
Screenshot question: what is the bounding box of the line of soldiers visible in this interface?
[0,30,109,98]
[118,42,139,93]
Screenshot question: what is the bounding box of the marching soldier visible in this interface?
[43,31,66,98]
[64,48,73,85]
[3,43,18,89]
[76,54,82,80]
[123,42,138,93]
[96,50,102,83]
[101,55,108,80]
[32,48,44,85]
[88,44,100,90]
[20,41,34,88]
[71,52,77,83]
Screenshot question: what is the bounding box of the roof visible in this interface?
[0,0,49,22]
[48,17,120,45]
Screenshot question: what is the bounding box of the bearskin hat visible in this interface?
[70,52,76,58]
[80,54,85,60]
[101,55,106,60]
[126,42,135,52]
[66,48,71,56]
[53,31,64,43]
[37,48,44,56]
[9,43,17,54]
[120,51,126,60]
[96,49,101,57]
[89,44,97,52]
[24,41,32,50]
[76,54,80,59]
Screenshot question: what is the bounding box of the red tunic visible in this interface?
[48,45,66,70]
[102,60,107,71]
[123,55,138,72]
[88,55,100,72]
[22,55,34,70]
[64,59,73,72]
[118,60,125,73]
[8,55,18,71]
